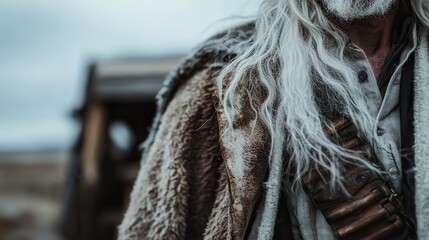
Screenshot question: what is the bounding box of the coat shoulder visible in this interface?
[141,21,256,149]
[162,20,256,98]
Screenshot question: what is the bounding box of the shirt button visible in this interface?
[358,70,368,82]
[377,127,385,136]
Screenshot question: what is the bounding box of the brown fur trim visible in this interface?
[119,69,228,239]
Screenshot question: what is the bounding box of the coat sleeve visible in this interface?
[118,69,229,240]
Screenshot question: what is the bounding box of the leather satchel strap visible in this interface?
[301,117,415,240]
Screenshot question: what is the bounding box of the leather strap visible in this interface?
[301,117,415,240]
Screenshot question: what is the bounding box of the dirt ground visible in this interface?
[0,152,68,240]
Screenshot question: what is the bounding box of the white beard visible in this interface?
[320,0,398,21]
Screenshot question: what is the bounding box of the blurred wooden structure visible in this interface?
[61,57,182,240]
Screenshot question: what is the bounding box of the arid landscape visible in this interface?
[0,152,68,240]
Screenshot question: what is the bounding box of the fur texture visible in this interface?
[119,69,229,239]
[119,23,429,240]
[413,26,429,240]
[119,25,259,239]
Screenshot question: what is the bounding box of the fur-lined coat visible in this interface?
[118,25,429,239]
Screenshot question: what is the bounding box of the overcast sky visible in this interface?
[0,0,259,152]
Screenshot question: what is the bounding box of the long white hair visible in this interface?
[411,0,429,25]
[215,0,429,189]
[212,0,429,238]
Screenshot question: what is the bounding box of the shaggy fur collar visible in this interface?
[140,23,254,151]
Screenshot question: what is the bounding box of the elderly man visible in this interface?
[119,0,429,239]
